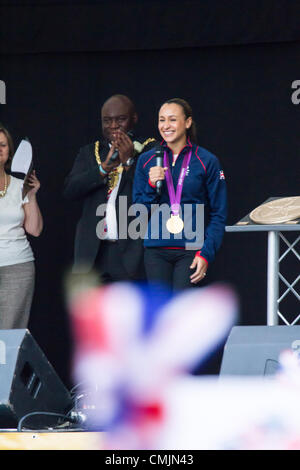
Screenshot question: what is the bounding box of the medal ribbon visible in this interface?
[163,149,192,216]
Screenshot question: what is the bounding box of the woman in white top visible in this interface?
[0,125,43,329]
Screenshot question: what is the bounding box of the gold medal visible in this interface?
[166,215,184,234]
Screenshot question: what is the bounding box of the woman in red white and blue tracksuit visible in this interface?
[133,98,227,290]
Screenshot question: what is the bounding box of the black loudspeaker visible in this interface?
[0,329,72,428]
[220,326,300,376]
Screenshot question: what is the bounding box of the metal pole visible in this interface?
[267,231,279,325]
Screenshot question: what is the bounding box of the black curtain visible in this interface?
[1,0,300,53]
[1,1,300,386]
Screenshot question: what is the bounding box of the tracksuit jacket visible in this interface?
[133,140,227,265]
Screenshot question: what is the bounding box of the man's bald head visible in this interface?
[101,95,138,141]
[102,94,136,115]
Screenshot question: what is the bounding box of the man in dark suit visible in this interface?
[64,94,155,282]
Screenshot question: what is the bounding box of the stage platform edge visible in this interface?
[0,431,103,450]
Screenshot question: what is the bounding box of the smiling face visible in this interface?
[158,103,192,151]
[0,132,9,171]
[101,96,137,142]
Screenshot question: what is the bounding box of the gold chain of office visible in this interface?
[94,140,122,193]
[94,138,155,193]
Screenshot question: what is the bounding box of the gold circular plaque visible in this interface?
[249,197,300,224]
[166,215,184,234]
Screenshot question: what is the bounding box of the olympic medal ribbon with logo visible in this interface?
[163,149,192,234]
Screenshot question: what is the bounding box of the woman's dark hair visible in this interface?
[0,124,14,172]
[162,98,197,143]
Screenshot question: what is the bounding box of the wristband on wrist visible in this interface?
[99,164,108,175]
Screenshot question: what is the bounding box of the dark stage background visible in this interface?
[0,1,300,388]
